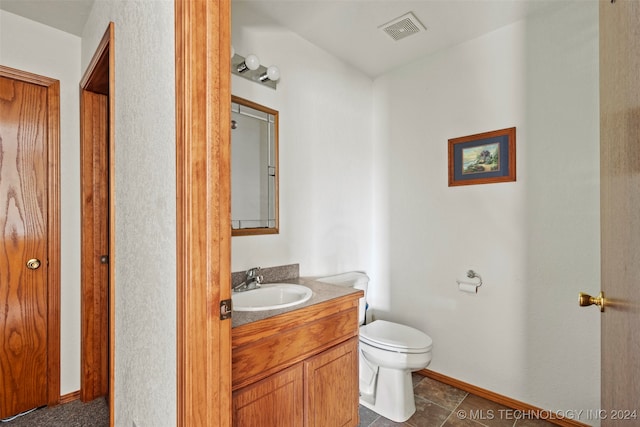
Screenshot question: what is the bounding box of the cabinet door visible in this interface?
[304,337,359,427]
[233,364,303,427]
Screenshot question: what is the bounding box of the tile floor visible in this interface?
[358,374,558,427]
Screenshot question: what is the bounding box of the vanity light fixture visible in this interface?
[231,49,280,90]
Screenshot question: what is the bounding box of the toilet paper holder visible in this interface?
[456,270,483,292]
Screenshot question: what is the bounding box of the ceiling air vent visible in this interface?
[379,12,426,42]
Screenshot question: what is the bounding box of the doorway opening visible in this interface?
[79,23,115,425]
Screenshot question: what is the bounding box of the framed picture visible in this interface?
[448,127,516,187]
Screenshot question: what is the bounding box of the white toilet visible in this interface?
[316,272,433,423]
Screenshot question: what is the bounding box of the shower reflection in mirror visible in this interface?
[231,96,279,236]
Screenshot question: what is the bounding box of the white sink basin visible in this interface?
[232,283,313,311]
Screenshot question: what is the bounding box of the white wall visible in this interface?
[373,1,600,422]
[4,1,600,422]
[81,1,176,425]
[231,4,374,277]
[0,10,82,396]
[235,0,600,422]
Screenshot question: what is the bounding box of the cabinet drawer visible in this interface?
[233,307,358,389]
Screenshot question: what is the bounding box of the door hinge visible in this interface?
[220,299,232,320]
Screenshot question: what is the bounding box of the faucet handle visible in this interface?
[246,266,261,278]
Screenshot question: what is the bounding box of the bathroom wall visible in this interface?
[231,4,374,276]
[0,10,82,396]
[81,1,177,426]
[234,0,600,422]
[372,1,601,422]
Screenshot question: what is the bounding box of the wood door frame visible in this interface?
[79,22,115,421]
[175,0,232,425]
[0,65,61,407]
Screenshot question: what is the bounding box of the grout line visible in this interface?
[440,393,490,427]
[413,379,469,414]
[369,375,554,427]
[413,377,474,425]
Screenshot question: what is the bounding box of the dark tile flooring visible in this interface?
[358,374,557,427]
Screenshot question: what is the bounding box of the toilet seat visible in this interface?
[360,320,432,354]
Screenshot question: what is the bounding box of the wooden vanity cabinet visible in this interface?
[304,337,359,427]
[233,364,304,426]
[232,291,362,427]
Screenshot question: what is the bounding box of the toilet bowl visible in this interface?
[359,320,432,422]
[315,272,433,423]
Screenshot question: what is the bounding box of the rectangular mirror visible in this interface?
[231,96,279,236]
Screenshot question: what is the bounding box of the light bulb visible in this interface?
[266,65,280,81]
[244,54,260,71]
[260,65,280,82]
[236,54,260,73]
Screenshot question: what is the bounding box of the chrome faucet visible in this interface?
[233,267,263,292]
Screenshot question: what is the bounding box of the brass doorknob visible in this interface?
[579,291,605,312]
[26,258,41,270]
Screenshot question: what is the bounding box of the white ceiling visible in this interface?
[232,0,565,77]
[0,0,95,36]
[1,0,567,77]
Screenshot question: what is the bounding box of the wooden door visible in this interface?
[80,90,110,401]
[599,0,640,423]
[80,23,114,405]
[0,68,60,418]
[175,0,232,425]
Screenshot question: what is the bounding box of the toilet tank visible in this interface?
[315,271,369,325]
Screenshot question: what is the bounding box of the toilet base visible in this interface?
[359,366,416,423]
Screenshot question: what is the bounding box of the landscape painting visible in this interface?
[462,143,500,175]
[448,127,516,186]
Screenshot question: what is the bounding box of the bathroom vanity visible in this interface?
[231,277,363,427]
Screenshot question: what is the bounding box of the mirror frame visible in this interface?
[231,95,279,236]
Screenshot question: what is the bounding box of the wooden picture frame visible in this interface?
[448,127,516,187]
